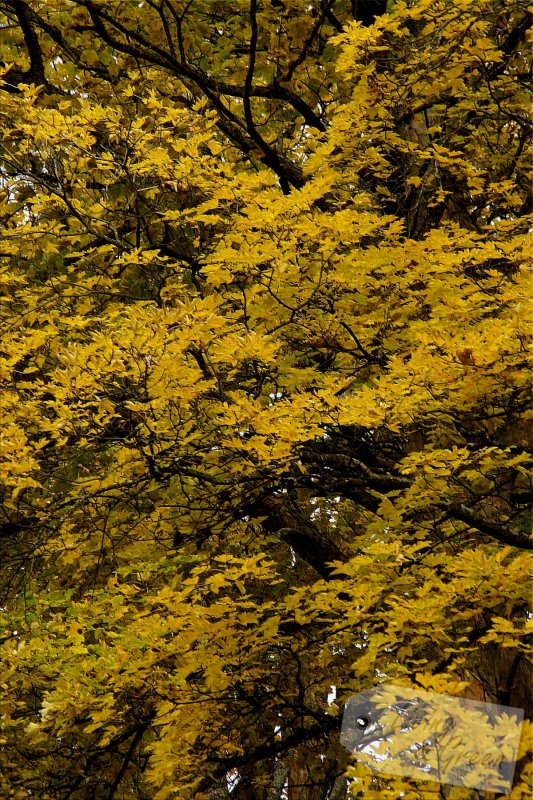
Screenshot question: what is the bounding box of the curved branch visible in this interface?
[299,445,532,551]
[80,0,324,126]
[1,0,45,89]
[80,0,306,190]
[449,504,532,551]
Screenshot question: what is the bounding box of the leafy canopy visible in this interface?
[0,1,531,798]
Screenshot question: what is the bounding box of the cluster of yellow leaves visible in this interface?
[1,542,530,797]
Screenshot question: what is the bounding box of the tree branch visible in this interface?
[257,495,346,578]
[1,0,45,89]
[106,724,148,800]
[450,504,532,551]
[199,713,341,790]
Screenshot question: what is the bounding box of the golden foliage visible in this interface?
[0,0,531,798]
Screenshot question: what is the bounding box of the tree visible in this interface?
[0,1,531,798]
